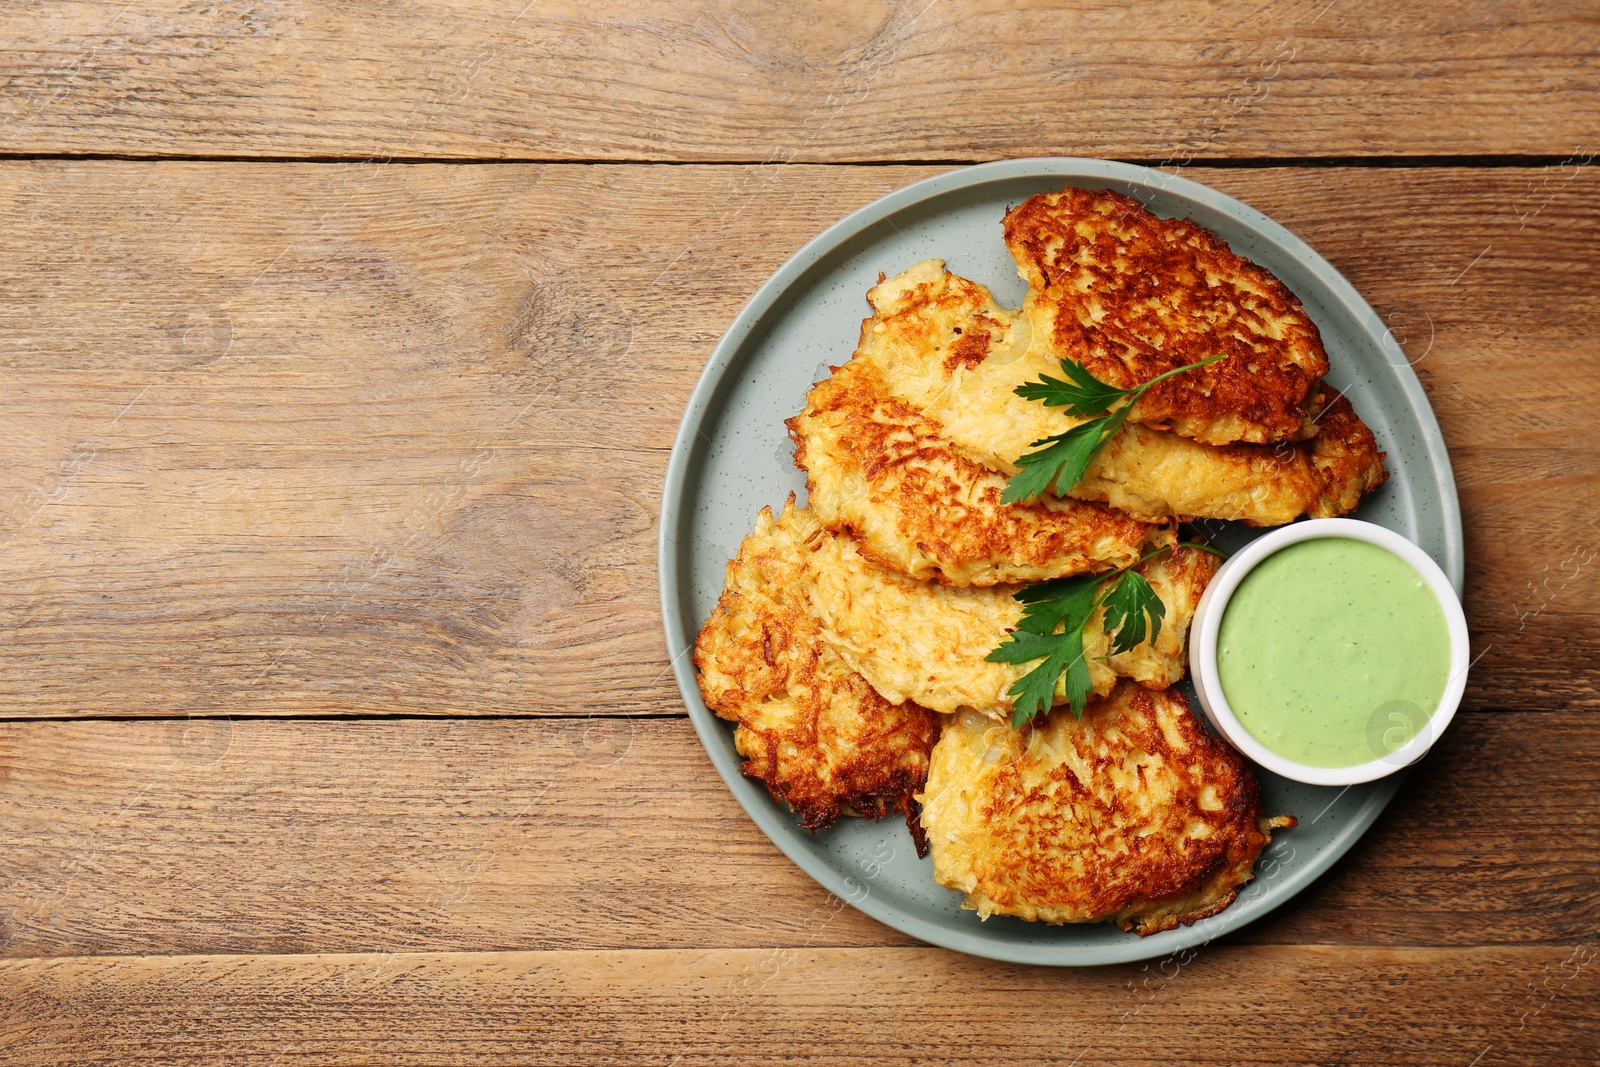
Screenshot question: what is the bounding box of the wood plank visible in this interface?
[2,712,1596,959]
[3,944,1596,1065]
[0,1,1596,160]
[0,716,913,959]
[0,162,1593,717]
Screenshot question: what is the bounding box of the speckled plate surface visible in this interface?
[658,158,1463,967]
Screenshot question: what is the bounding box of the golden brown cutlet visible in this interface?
[693,499,940,840]
[859,260,1386,525]
[788,356,1167,587]
[1074,393,1389,525]
[919,681,1296,934]
[1004,187,1329,446]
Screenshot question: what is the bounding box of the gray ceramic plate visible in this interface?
[658,158,1462,966]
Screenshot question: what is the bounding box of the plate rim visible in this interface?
[657,156,1464,966]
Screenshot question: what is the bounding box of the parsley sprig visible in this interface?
[1000,354,1227,505]
[985,543,1224,728]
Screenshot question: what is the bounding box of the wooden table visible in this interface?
[1,2,1596,1063]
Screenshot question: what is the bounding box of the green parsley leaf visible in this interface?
[1099,570,1167,656]
[985,570,1104,726]
[1012,572,1102,633]
[1058,626,1095,719]
[983,628,1065,664]
[996,617,1098,728]
[1003,353,1228,501]
[1014,358,1130,417]
[1002,628,1084,729]
[1000,403,1134,506]
[984,541,1226,728]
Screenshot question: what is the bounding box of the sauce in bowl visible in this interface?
[1215,537,1453,769]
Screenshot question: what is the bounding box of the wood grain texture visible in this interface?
[0,0,1597,160]
[5,944,1597,1065]
[2,711,1596,959]
[0,161,1593,718]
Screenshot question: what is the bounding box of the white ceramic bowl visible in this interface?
[1188,518,1470,786]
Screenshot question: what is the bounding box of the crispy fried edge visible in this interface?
[692,498,941,848]
[1306,393,1391,517]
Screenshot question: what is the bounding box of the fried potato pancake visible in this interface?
[694,500,941,838]
[919,682,1296,934]
[1004,187,1329,446]
[806,520,1218,718]
[788,356,1167,586]
[1075,394,1389,525]
[859,260,1386,525]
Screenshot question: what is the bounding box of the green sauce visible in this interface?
[1217,537,1452,769]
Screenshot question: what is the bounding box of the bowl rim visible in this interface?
[1188,518,1471,786]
